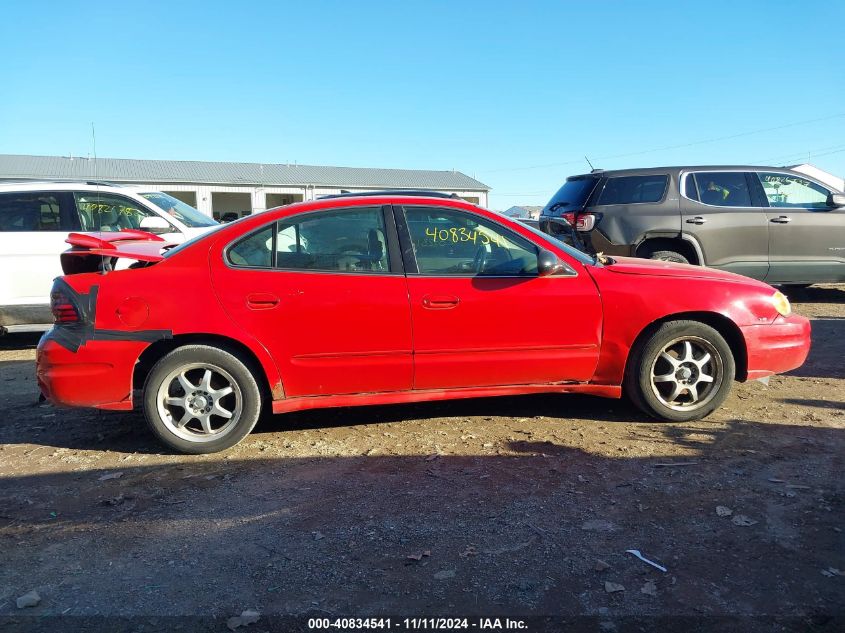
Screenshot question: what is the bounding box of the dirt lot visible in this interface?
[0,286,843,632]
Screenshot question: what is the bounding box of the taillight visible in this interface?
[561,212,597,231]
[576,213,596,231]
[50,287,80,323]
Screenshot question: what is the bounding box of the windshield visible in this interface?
[542,175,600,215]
[518,222,596,266]
[140,192,218,228]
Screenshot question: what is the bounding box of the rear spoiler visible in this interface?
[61,230,170,275]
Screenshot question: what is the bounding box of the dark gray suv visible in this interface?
[538,166,845,285]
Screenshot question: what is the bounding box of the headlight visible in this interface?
[772,291,791,317]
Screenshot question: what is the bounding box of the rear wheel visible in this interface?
[625,321,735,422]
[143,345,262,454]
[647,250,689,265]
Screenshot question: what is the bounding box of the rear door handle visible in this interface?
[246,293,280,310]
[770,216,792,224]
[685,216,707,225]
[422,294,460,310]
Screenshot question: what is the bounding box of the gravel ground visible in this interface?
[0,285,843,632]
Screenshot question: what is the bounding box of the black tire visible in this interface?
[624,320,735,422]
[143,345,262,454]
[647,250,689,265]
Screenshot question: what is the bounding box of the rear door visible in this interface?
[211,205,414,398]
[0,191,78,325]
[753,171,845,283]
[680,171,769,279]
[397,205,602,390]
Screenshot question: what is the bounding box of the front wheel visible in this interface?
[143,345,262,454]
[625,321,735,422]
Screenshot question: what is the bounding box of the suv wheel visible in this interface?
[647,250,689,264]
[143,345,262,454]
[625,321,735,422]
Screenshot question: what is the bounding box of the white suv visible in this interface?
[0,181,219,332]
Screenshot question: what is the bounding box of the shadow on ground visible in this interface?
[786,318,845,380]
[0,419,842,623]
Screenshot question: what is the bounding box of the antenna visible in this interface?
[91,122,103,238]
[585,156,595,170]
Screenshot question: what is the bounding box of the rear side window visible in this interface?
[0,192,67,231]
[226,207,390,273]
[596,175,668,205]
[227,225,274,268]
[692,173,752,207]
[275,207,388,273]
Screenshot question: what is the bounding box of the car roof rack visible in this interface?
[85,180,121,187]
[317,189,461,200]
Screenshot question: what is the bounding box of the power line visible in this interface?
[749,142,845,165]
[482,113,845,174]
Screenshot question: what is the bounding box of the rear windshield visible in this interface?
[542,176,599,215]
[596,175,668,205]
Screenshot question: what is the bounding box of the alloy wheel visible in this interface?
[648,336,723,411]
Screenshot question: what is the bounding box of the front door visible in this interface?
[397,205,603,390]
[753,171,845,283]
[680,171,769,280]
[211,205,413,397]
[72,192,183,241]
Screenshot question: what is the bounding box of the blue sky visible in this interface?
[1,0,843,209]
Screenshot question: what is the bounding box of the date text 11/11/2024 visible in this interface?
[307,617,528,630]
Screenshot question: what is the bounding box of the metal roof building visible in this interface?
[0,154,490,219]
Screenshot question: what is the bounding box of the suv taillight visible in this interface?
[562,212,597,231]
[576,213,596,231]
[50,287,80,324]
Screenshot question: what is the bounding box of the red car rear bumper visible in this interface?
[741,314,811,381]
[36,336,147,410]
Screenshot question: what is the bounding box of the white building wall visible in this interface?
[790,164,845,193]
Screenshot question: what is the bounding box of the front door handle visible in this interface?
[685,216,707,225]
[246,293,280,310]
[770,216,792,224]
[422,294,460,310]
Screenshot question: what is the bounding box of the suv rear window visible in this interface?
[542,176,599,215]
[596,175,668,205]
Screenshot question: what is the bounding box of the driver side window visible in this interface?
[404,206,538,276]
[74,193,162,232]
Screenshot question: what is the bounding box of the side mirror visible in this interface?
[828,193,845,208]
[140,216,173,234]
[537,249,566,276]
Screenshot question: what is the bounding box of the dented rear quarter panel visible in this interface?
[53,245,285,402]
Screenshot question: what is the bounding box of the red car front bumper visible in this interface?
[741,314,811,381]
[36,336,148,410]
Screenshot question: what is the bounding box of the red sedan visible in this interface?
[36,192,810,453]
